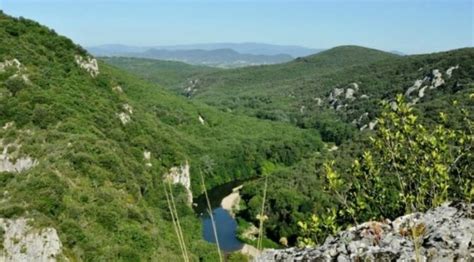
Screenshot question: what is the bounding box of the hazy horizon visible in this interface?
[2,0,473,55]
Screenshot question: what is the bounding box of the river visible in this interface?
[193,180,244,252]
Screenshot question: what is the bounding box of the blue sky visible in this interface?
[1,0,473,54]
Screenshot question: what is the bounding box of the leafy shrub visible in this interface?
[298,94,473,246]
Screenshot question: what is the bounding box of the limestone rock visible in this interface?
[313,97,322,106]
[0,218,63,262]
[430,69,444,89]
[446,65,459,78]
[0,59,22,72]
[75,55,99,77]
[117,112,131,125]
[112,85,123,93]
[0,142,37,173]
[164,162,193,205]
[117,104,133,125]
[198,115,205,125]
[256,202,474,262]
[143,151,152,167]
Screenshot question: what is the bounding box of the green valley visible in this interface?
[0,4,473,262]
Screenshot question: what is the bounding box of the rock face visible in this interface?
[0,142,37,173]
[74,55,99,77]
[256,202,473,262]
[0,218,63,261]
[164,162,193,205]
[0,59,22,72]
[117,103,133,125]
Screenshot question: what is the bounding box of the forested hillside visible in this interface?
[109,46,473,145]
[106,44,474,248]
[0,12,323,260]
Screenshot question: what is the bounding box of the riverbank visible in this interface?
[240,244,261,258]
[219,184,263,259]
[220,184,243,215]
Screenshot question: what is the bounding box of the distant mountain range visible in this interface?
[87,43,322,68]
[88,43,406,68]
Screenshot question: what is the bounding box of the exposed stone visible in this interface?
[144,151,152,167]
[300,106,306,114]
[75,55,99,77]
[430,69,444,89]
[0,59,31,85]
[330,88,345,99]
[117,112,131,125]
[2,122,14,130]
[405,79,424,97]
[0,59,22,72]
[368,120,378,130]
[112,85,123,93]
[117,104,133,125]
[313,97,323,106]
[349,83,359,90]
[0,218,62,262]
[256,202,474,262]
[184,79,199,96]
[446,65,459,78]
[360,94,369,99]
[0,142,37,173]
[164,162,192,205]
[418,86,428,98]
[345,88,356,100]
[198,115,205,125]
[122,104,133,115]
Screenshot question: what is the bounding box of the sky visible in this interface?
[1,0,473,54]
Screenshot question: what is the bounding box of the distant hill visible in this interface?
[107,45,473,145]
[153,42,322,57]
[89,42,321,57]
[87,43,322,68]
[102,57,220,88]
[89,46,298,68]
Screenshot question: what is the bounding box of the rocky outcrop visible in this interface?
[403,67,458,106]
[0,141,37,173]
[164,162,193,205]
[184,79,199,97]
[143,150,152,167]
[0,59,31,85]
[0,59,22,72]
[0,218,63,261]
[112,85,123,93]
[327,83,368,111]
[75,55,99,77]
[198,115,206,125]
[446,65,459,78]
[256,202,473,261]
[117,103,133,125]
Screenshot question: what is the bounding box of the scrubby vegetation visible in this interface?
[1,9,472,261]
[105,42,473,250]
[0,12,322,260]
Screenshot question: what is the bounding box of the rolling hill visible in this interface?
[90,47,295,68]
[107,46,473,144]
[104,44,474,246]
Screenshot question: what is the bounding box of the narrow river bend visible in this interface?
[193,180,244,252]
